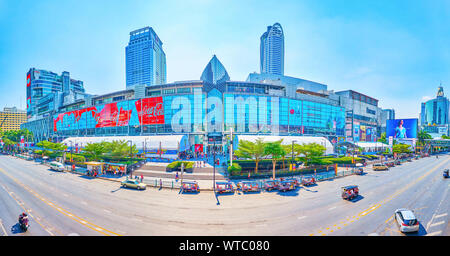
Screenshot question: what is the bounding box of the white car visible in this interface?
[49,161,65,172]
[394,209,419,233]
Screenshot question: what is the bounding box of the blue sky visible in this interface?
[0,0,449,119]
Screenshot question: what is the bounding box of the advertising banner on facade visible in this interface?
[135,97,165,125]
[386,118,418,139]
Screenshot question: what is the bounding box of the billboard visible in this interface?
[53,97,165,132]
[386,118,418,139]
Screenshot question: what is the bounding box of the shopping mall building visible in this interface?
[22,55,350,155]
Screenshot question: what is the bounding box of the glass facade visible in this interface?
[126,27,167,88]
[52,89,345,139]
[26,68,85,119]
[260,23,284,75]
[420,87,449,126]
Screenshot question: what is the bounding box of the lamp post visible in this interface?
[213,138,216,194]
[291,140,297,170]
[128,140,133,178]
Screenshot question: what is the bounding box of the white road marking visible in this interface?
[297,216,307,220]
[67,233,80,236]
[435,213,447,219]
[368,233,379,236]
[426,231,442,236]
[429,221,445,227]
[0,219,8,236]
[328,206,337,211]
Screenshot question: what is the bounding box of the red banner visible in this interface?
[135,97,165,125]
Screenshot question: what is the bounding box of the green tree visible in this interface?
[418,130,432,146]
[441,135,450,139]
[83,142,108,161]
[392,143,411,154]
[264,140,285,179]
[234,138,267,174]
[377,132,387,144]
[35,140,67,157]
[295,143,326,166]
[104,140,138,160]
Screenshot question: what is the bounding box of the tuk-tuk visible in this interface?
[216,181,234,194]
[354,167,364,175]
[385,162,395,167]
[278,180,296,192]
[341,185,359,200]
[394,160,401,165]
[240,181,260,192]
[264,179,280,191]
[285,177,300,187]
[444,169,449,178]
[181,181,199,193]
[301,176,316,186]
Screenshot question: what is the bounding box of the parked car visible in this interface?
[301,176,316,186]
[264,180,280,191]
[216,181,234,194]
[240,181,260,192]
[181,181,199,193]
[394,209,420,233]
[385,162,395,167]
[121,179,147,190]
[278,180,296,192]
[354,167,364,175]
[49,161,65,172]
[373,163,388,171]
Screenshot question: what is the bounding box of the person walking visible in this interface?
[140,174,144,183]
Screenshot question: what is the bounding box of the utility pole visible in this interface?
[213,139,216,193]
[229,127,233,167]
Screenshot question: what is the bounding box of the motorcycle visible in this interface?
[18,216,29,231]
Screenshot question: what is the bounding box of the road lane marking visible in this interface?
[314,157,450,236]
[426,231,442,236]
[435,213,447,219]
[0,219,8,236]
[429,221,445,227]
[0,167,120,236]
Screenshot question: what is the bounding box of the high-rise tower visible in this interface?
[126,27,167,89]
[260,23,284,76]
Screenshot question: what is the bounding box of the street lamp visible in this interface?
[128,140,133,178]
[291,140,297,166]
[213,138,216,194]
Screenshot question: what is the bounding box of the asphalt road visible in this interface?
[0,153,448,236]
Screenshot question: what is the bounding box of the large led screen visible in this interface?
[386,118,418,139]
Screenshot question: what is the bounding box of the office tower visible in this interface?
[260,23,284,75]
[126,27,167,89]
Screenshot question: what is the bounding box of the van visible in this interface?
[49,161,65,172]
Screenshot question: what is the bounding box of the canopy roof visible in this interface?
[61,135,188,151]
[354,142,388,148]
[235,135,334,155]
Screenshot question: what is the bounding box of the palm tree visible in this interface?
[418,130,432,146]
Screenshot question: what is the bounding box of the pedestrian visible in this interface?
[175,171,179,181]
[160,178,162,188]
[140,174,143,183]
[72,164,75,172]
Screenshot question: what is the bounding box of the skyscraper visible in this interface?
[126,27,167,89]
[260,23,284,76]
[26,68,85,119]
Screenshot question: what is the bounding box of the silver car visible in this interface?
[394,209,419,233]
